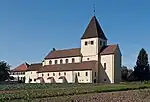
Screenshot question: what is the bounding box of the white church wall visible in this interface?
[81,38,99,56]
[43,56,81,66]
[38,71,74,83]
[74,70,92,83]
[25,71,38,83]
[101,54,114,83]
[82,55,98,61]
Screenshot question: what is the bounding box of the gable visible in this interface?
[100,45,118,55]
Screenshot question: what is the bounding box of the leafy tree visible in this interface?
[0,61,10,81]
[134,48,150,81]
[121,66,128,81]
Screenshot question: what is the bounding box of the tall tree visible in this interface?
[0,61,10,81]
[134,48,150,81]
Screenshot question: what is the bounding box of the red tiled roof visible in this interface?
[11,63,29,72]
[44,48,81,59]
[100,45,118,55]
[38,61,98,73]
[27,63,42,71]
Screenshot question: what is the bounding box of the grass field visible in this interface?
[0,83,150,101]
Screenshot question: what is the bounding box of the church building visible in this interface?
[25,16,122,84]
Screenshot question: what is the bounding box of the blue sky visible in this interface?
[0,0,150,69]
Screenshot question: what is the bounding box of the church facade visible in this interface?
[25,16,122,84]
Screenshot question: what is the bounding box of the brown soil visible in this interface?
[31,89,150,102]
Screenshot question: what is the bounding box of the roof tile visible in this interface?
[44,48,81,59]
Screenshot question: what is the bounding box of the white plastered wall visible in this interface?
[100,54,114,83]
[43,56,81,66]
[25,71,38,83]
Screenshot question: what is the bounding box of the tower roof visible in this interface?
[81,16,107,40]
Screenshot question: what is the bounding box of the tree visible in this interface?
[121,66,128,81]
[0,61,10,81]
[134,48,150,81]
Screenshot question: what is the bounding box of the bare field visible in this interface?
[31,89,150,102]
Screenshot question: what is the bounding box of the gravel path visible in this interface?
[31,89,150,102]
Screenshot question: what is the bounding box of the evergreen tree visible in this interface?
[134,48,150,81]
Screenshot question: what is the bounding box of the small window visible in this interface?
[78,72,80,76]
[72,58,75,63]
[95,72,96,77]
[34,79,36,81]
[85,72,88,76]
[47,73,49,76]
[42,74,44,77]
[31,72,32,74]
[29,79,32,82]
[65,59,68,63]
[53,73,55,76]
[59,72,61,76]
[64,72,66,76]
[104,63,106,70]
[91,41,94,45]
[85,41,88,45]
[87,58,89,60]
[60,59,63,64]
[55,60,57,64]
[49,60,52,65]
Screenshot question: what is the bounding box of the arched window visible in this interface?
[49,60,52,65]
[55,60,57,64]
[60,59,63,64]
[72,58,75,63]
[78,72,80,76]
[85,72,88,76]
[53,73,55,76]
[64,72,66,76]
[91,41,94,45]
[59,72,61,76]
[85,41,88,45]
[104,63,106,70]
[65,59,68,63]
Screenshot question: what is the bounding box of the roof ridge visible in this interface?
[53,47,80,52]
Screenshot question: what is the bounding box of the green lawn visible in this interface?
[0,83,150,101]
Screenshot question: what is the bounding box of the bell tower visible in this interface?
[81,16,107,60]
